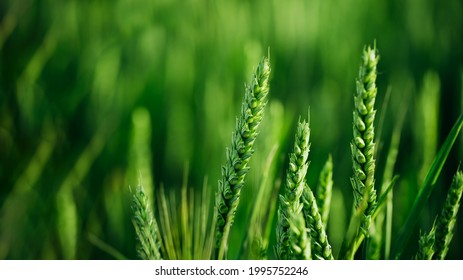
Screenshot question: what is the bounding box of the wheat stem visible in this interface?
[244,144,280,259]
[214,56,271,260]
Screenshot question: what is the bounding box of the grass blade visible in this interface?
[242,143,280,259]
[392,113,463,259]
[383,105,407,259]
[0,123,56,259]
[369,104,406,259]
[87,233,128,260]
[418,71,441,183]
[157,184,176,259]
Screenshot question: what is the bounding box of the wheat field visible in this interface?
[1,0,463,259]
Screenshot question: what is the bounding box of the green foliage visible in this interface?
[156,176,216,260]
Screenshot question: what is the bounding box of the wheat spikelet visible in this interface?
[350,45,379,236]
[302,182,334,260]
[276,117,311,260]
[433,170,463,259]
[316,155,333,228]
[415,224,436,260]
[214,56,271,259]
[131,184,162,260]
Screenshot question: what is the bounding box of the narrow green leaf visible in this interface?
[373,176,399,219]
[87,233,128,260]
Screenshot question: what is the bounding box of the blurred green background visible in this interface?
[1,0,462,259]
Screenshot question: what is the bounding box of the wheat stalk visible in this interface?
[131,184,162,260]
[302,182,334,260]
[275,117,311,260]
[214,56,271,259]
[433,169,463,259]
[350,45,379,237]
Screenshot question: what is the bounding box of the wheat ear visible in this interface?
[131,184,162,260]
[214,57,271,259]
[350,45,379,236]
[415,223,436,260]
[302,182,334,259]
[288,211,311,260]
[433,170,463,259]
[316,155,333,228]
[276,117,311,260]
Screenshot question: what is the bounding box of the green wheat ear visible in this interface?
[433,169,463,259]
[131,183,162,260]
[415,222,436,260]
[350,44,379,237]
[288,211,311,260]
[276,116,311,260]
[302,182,334,260]
[316,155,333,228]
[215,56,271,260]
